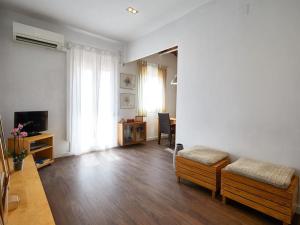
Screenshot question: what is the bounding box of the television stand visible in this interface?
[30,142,48,150]
[27,132,42,137]
[8,133,54,169]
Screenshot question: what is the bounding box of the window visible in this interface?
[137,62,166,116]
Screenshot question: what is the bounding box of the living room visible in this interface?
[0,1,299,225]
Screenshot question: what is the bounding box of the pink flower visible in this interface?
[13,128,19,132]
[18,124,24,129]
[11,128,19,136]
[20,131,28,137]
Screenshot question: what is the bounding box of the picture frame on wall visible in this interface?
[120,93,135,109]
[120,73,136,90]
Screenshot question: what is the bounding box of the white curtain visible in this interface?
[67,45,119,155]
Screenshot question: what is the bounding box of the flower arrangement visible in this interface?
[10,124,28,171]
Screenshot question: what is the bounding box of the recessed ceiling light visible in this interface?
[127,7,138,14]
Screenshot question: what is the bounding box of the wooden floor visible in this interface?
[39,141,300,225]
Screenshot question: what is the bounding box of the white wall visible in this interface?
[126,0,300,209]
[119,62,138,120]
[0,8,123,157]
[120,53,177,140]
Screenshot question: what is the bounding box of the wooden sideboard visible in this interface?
[118,122,146,146]
[8,155,55,225]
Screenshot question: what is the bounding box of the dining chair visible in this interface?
[158,113,176,147]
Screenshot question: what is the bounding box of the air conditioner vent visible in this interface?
[15,35,58,48]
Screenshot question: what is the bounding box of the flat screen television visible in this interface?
[14,111,48,136]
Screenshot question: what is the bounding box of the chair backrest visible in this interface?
[158,113,171,134]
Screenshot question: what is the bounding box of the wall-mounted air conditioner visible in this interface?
[13,22,65,50]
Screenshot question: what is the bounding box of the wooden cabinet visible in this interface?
[118,122,146,146]
[8,133,54,169]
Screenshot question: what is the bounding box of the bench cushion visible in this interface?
[178,146,228,165]
[224,158,295,189]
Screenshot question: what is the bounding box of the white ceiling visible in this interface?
[0,0,209,42]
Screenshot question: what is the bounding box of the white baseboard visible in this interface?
[146,136,158,141]
[147,134,172,141]
[54,152,73,158]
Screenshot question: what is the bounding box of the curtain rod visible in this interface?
[65,41,123,64]
[137,60,168,69]
[66,41,122,55]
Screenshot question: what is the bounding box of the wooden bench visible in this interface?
[221,170,298,225]
[176,155,229,198]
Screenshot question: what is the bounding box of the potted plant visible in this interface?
[10,124,28,171]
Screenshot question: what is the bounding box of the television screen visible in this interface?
[14,111,48,136]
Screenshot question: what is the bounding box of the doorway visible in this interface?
[120,46,178,147]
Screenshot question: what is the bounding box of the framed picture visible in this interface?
[120,93,135,109]
[120,73,136,89]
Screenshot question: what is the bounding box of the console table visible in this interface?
[118,122,146,146]
[8,155,55,225]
